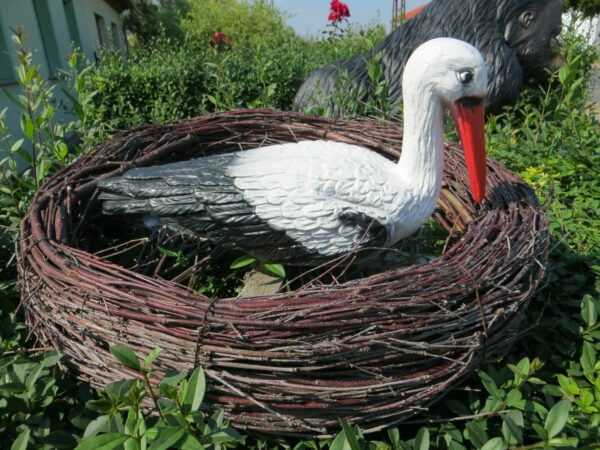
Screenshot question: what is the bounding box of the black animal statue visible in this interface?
[293,0,564,115]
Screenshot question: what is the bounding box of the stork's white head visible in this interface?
[403,37,488,106]
[403,38,488,203]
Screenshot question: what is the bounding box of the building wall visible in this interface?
[75,0,128,61]
[0,0,128,164]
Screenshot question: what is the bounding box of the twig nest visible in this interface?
[18,109,548,436]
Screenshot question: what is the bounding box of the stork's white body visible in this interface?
[229,140,440,257]
[99,38,488,264]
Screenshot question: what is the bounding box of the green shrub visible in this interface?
[75,23,385,130]
[486,32,600,257]
[75,41,210,129]
[180,0,296,48]
[124,0,191,46]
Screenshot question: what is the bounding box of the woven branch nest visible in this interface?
[18,109,548,437]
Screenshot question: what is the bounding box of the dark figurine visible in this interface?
[293,0,564,115]
[99,39,487,265]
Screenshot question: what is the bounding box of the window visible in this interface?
[95,14,108,47]
[63,0,83,50]
[33,0,62,75]
[110,22,121,48]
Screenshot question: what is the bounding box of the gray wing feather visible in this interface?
[97,153,321,263]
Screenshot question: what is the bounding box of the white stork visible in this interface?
[98,38,487,265]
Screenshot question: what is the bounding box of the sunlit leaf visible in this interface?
[142,348,164,370]
[230,255,256,269]
[480,437,506,450]
[74,433,130,450]
[544,400,571,438]
[147,427,186,450]
[413,427,430,450]
[263,262,285,278]
[10,429,30,450]
[183,366,205,413]
[339,420,360,450]
[110,345,141,371]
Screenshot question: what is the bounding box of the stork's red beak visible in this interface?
[451,98,486,203]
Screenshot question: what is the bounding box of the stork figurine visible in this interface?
[98,38,488,265]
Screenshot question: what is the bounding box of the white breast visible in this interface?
[227,140,438,256]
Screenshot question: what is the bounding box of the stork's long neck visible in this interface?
[396,78,445,201]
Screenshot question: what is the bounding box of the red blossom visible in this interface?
[328,0,350,22]
[210,32,232,51]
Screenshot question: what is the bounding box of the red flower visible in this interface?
[210,32,232,51]
[328,0,350,22]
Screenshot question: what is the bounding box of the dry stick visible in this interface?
[205,369,324,434]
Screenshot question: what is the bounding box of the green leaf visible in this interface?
[548,437,579,447]
[339,421,360,450]
[516,357,531,376]
[466,422,488,448]
[144,428,158,440]
[581,295,598,327]
[83,414,110,437]
[532,423,549,441]
[86,398,113,414]
[183,366,205,413]
[55,141,68,160]
[557,375,580,396]
[477,370,503,400]
[142,348,164,370]
[329,430,350,450]
[110,344,141,371]
[11,429,30,450]
[74,433,130,450]
[124,437,141,450]
[413,427,430,450]
[544,400,571,438]
[480,437,506,450]
[202,428,242,445]
[179,432,205,450]
[263,262,285,278]
[148,427,186,450]
[156,245,180,258]
[581,341,597,373]
[501,410,523,446]
[208,409,224,429]
[106,379,138,402]
[10,139,24,152]
[125,407,137,436]
[25,364,44,389]
[159,370,187,388]
[387,427,400,445]
[22,117,34,140]
[230,255,256,269]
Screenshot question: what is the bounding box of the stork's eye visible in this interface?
[457,69,474,84]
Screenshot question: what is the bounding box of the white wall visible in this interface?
[563,12,600,47]
[76,0,127,61]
